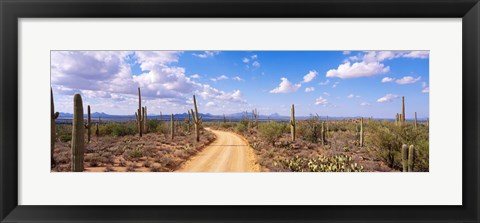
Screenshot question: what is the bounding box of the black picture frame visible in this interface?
[1,0,479,222]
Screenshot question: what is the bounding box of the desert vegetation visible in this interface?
[205,97,428,172]
[52,86,428,172]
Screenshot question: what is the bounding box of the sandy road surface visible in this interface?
[178,128,260,172]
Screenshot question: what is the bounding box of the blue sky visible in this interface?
[51,50,429,119]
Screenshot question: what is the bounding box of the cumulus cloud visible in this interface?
[51,51,247,111]
[205,101,216,107]
[269,78,301,94]
[192,51,220,58]
[395,76,421,85]
[325,51,428,79]
[319,79,330,85]
[210,75,229,82]
[381,77,395,83]
[242,58,250,63]
[377,94,399,103]
[347,94,360,99]
[314,96,328,105]
[305,87,315,92]
[326,62,390,79]
[252,61,261,68]
[233,76,244,81]
[302,70,318,83]
[251,55,258,59]
[422,82,430,93]
[190,74,201,79]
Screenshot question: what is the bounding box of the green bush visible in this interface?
[258,121,285,146]
[99,122,137,137]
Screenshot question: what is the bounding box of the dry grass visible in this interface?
[52,127,215,172]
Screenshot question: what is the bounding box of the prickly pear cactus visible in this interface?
[72,94,85,172]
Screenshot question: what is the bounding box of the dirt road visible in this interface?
[178,128,260,172]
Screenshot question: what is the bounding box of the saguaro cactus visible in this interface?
[252,108,259,128]
[401,144,408,172]
[321,121,326,145]
[408,145,415,172]
[192,95,201,142]
[185,110,191,132]
[223,114,226,124]
[143,106,148,133]
[395,113,399,126]
[72,94,85,172]
[414,112,418,129]
[85,105,92,143]
[51,88,59,166]
[290,104,296,141]
[136,87,144,137]
[359,117,364,147]
[401,96,405,126]
[170,114,174,140]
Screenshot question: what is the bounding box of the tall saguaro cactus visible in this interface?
[395,113,399,126]
[359,117,364,147]
[85,105,92,143]
[136,87,143,137]
[252,108,259,128]
[401,96,405,126]
[223,114,226,124]
[401,144,408,172]
[321,121,326,145]
[170,114,174,140]
[72,94,85,172]
[408,145,415,172]
[290,104,296,141]
[414,112,418,129]
[143,106,148,133]
[51,88,60,166]
[192,95,201,142]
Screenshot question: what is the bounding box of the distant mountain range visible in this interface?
[56,111,415,122]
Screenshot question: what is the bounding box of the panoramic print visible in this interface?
[51,50,429,172]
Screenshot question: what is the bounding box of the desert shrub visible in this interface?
[56,124,72,142]
[259,121,285,146]
[100,122,137,137]
[302,115,322,143]
[155,121,170,134]
[235,118,250,133]
[147,120,159,133]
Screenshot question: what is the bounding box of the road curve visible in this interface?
[177,128,260,172]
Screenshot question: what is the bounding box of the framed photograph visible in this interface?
[1,0,479,222]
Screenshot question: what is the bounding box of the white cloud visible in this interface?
[319,79,330,85]
[205,101,216,107]
[302,70,318,83]
[360,102,371,106]
[395,76,421,85]
[347,94,360,99]
[314,96,328,105]
[326,61,390,79]
[233,76,244,81]
[403,51,429,59]
[381,77,395,83]
[323,92,331,96]
[197,85,246,103]
[421,82,429,93]
[305,87,315,92]
[332,82,339,89]
[252,61,261,68]
[210,75,229,82]
[190,74,201,79]
[192,51,220,58]
[343,51,351,55]
[242,58,250,63]
[269,78,301,94]
[377,94,399,103]
[251,55,258,59]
